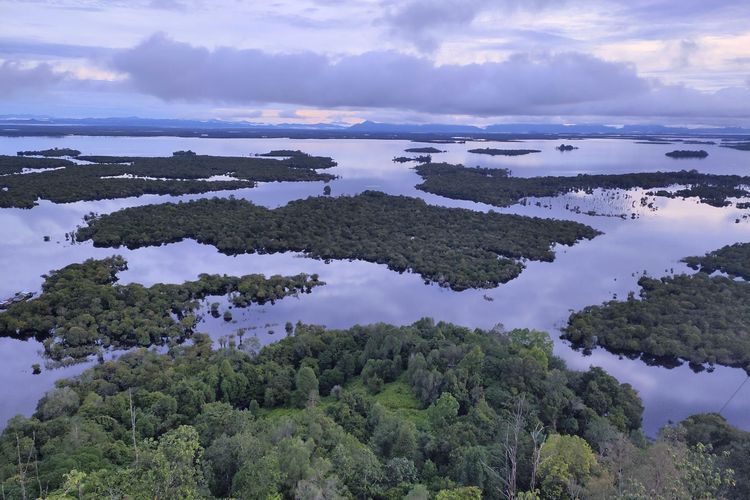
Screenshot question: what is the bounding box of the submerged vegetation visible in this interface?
[563,268,750,374]
[0,153,335,208]
[467,148,541,156]
[76,192,599,290]
[0,256,323,362]
[415,162,750,209]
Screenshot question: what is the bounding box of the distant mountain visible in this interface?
[348,120,483,134]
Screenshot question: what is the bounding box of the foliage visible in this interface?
[683,242,750,280]
[0,154,335,208]
[0,256,323,361]
[76,191,599,290]
[415,163,750,208]
[564,272,750,373]
[0,319,649,499]
[0,155,73,175]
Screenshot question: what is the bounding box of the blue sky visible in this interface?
[1,0,750,125]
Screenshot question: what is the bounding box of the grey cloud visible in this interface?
[380,0,559,51]
[112,34,649,117]
[0,61,67,96]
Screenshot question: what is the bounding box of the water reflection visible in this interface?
[1,136,749,435]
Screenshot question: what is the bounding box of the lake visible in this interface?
[1,135,749,435]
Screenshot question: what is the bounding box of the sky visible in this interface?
[1,0,750,126]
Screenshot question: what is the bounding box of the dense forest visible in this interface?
[0,156,74,175]
[254,150,338,169]
[563,271,750,374]
[0,318,741,499]
[76,192,599,291]
[683,242,750,279]
[467,148,541,156]
[0,257,322,362]
[0,154,335,208]
[415,163,750,208]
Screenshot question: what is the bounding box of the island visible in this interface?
[16,147,81,157]
[556,144,579,151]
[75,192,600,291]
[665,150,709,158]
[0,256,323,362]
[468,148,541,156]
[415,162,750,209]
[393,155,432,163]
[404,147,445,153]
[0,153,336,208]
[563,243,750,374]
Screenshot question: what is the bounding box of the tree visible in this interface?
[538,434,597,499]
[295,366,319,408]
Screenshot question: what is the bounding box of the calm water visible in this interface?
[1,135,749,435]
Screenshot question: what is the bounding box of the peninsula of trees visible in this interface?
[0,155,73,175]
[415,163,750,208]
[0,256,323,362]
[563,261,750,374]
[0,153,335,208]
[76,192,599,291]
[683,242,750,279]
[17,147,81,157]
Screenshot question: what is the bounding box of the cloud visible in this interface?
[112,34,651,117]
[0,61,67,95]
[380,0,559,51]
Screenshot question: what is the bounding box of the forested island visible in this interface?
[467,148,541,156]
[0,317,743,499]
[254,150,337,169]
[393,155,432,164]
[563,243,750,374]
[0,153,335,208]
[76,192,599,291]
[0,257,323,362]
[415,163,750,209]
[665,150,709,159]
[404,147,444,153]
[17,148,81,157]
[556,144,578,151]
